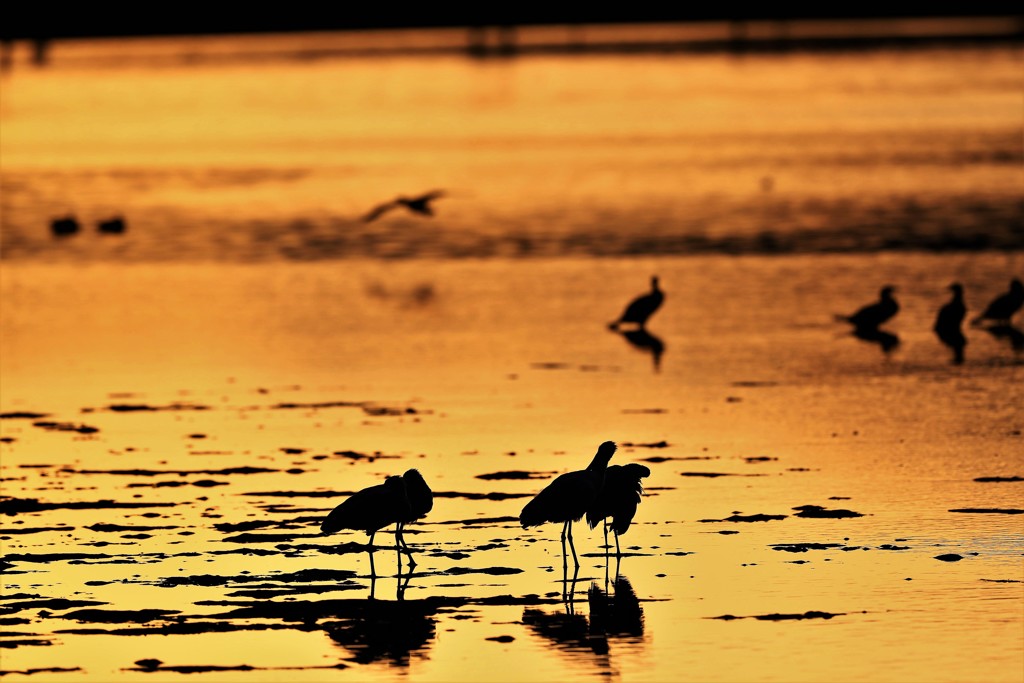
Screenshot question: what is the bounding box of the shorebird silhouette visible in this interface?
[321,469,433,570]
[50,215,80,237]
[972,278,1023,326]
[586,463,651,558]
[608,277,664,331]
[98,216,127,234]
[520,441,617,569]
[934,283,967,364]
[362,190,446,223]
[836,286,898,330]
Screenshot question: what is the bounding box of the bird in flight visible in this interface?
[520,441,618,569]
[362,190,447,223]
[608,276,664,331]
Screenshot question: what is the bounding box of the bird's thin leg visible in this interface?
[560,520,569,573]
[368,543,377,579]
[603,519,609,555]
[614,530,622,559]
[567,519,580,568]
[400,523,418,569]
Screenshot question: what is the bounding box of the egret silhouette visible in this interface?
[362,190,446,223]
[520,441,617,569]
[586,463,651,558]
[321,469,433,569]
[50,215,80,237]
[933,282,967,364]
[608,277,664,331]
[972,278,1023,326]
[836,286,899,330]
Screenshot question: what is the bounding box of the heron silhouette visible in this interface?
[933,282,967,364]
[608,277,664,331]
[520,441,617,569]
[971,278,1023,326]
[586,463,651,559]
[836,285,899,330]
[321,469,433,571]
[362,190,446,223]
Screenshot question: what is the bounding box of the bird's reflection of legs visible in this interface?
[562,562,580,613]
[396,522,418,569]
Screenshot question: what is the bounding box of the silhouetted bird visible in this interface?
[98,216,126,234]
[608,277,664,331]
[836,286,898,330]
[934,283,967,364]
[586,463,651,558]
[972,278,1024,326]
[321,469,433,568]
[50,215,80,237]
[362,190,446,223]
[520,441,617,569]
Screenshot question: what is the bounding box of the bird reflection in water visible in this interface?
[614,328,665,372]
[324,594,438,667]
[522,573,645,663]
[852,325,900,355]
[983,324,1024,354]
[837,285,901,356]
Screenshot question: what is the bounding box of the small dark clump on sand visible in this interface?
[792,504,864,518]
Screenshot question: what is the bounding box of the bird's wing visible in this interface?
[362,200,399,223]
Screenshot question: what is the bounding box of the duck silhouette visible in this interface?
[608,277,664,331]
[97,216,127,234]
[933,282,967,364]
[50,215,80,237]
[971,278,1023,326]
[836,286,898,330]
[362,190,446,223]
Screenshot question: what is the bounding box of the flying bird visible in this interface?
[320,469,433,569]
[972,278,1023,326]
[520,441,618,569]
[608,277,664,331]
[836,286,898,330]
[586,463,651,558]
[362,190,447,223]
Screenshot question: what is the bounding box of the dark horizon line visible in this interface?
[2,9,1022,41]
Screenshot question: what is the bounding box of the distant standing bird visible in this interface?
[50,215,80,237]
[934,282,967,364]
[608,277,664,331]
[520,441,618,568]
[586,463,651,558]
[837,286,898,330]
[362,190,446,223]
[98,216,127,234]
[321,469,433,569]
[972,278,1024,326]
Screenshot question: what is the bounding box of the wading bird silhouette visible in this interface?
[320,469,433,572]
[586,463,651,559]
[933,282,967,364]
[362,190,447,223]
[608,277,664,331]
[520,441,617,570]
[971,278,1023,326]
[836,285,899,330]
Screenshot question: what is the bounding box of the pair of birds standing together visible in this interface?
[319,441,650,571]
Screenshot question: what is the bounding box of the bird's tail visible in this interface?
[519,496,547,529]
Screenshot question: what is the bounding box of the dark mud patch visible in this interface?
[221,532,323,544]
[429,516,519,527]
[475,471,555,481]
[700,513,787,523]
[973,476,1023,483]
[332,450,401,462]
[0,666,82,675]
[0,639,55,650]
[935,553,966,562]
[730,381,779,388]
[1,497,176,515]
[86,523,179,533]
[770,543,844,553]
[486,635,515,643]
[62,466,277,477]
[642,455,716,463]
[432,491,532,501]
[949,508,1024,514]
[62,608,181,623]
[792,505,864,518]
[710,610,846,621]
[621,408,667,414]
[156,568,358,589]
[127,479,229,488]
[102,403,211,412]
[980,578,1021,583]
[271,400,424,417]
[0,412,50,420]
[123,661,349,674]
[0,526,73,535]
[2,598,107,613]
[441,566,523,577]
[622,441,669,448]
[31,421,99,434]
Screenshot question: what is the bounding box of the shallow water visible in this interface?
[2,29,1023,682]
[2,254,1022,681]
